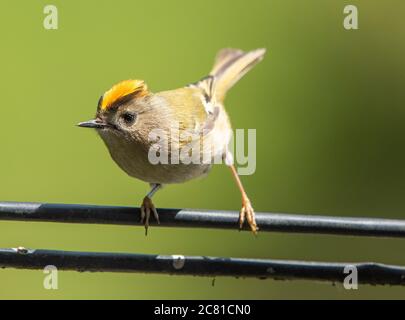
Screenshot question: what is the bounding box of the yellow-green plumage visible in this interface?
[95,48,266,184]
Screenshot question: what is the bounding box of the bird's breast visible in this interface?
[98,129,211,184]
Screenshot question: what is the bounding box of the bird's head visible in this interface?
[78,79,158,140]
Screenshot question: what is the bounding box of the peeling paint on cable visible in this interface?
[172,255,185,270]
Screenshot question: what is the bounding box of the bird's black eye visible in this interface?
[121,112,136,125]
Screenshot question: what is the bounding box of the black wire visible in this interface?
[0,247,404,285]
[1,201,405,237]
[1,202,405,285]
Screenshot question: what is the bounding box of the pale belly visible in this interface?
[113,151,213,185]
[98,108,232,185]
[99,130,214,184]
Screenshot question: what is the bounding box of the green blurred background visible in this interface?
[0,0,404,299]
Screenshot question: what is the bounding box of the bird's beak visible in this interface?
[77,119,108,129]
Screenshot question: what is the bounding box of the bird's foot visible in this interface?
[140,196,160,236]
[239,197,258,235]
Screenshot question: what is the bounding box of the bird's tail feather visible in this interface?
[209,48,266,102]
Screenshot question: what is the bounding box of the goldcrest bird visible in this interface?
[78,48,266,234]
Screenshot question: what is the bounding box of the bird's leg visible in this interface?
[229,164,258,234]
[140,183,162,235]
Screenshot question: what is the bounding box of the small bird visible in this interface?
[78,48,266,234]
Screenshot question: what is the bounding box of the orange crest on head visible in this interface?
[100,80,148,110]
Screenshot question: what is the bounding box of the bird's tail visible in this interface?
[209,48,266,102]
